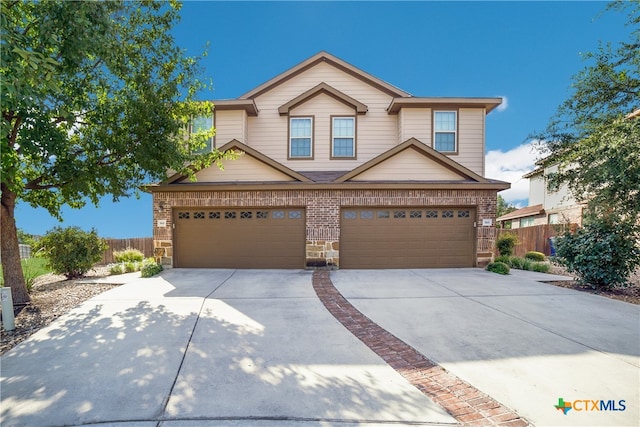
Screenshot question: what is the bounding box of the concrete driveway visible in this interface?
[1,269,454,427]
[331,269,640,427]
[1,268,638,427]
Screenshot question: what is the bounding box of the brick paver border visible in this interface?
[312,271,529,426]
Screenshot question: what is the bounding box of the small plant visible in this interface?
[124,261,138,273]
[110,264,124,275]
[494,255,511,265]
[37,227,107,279]
[113,248,144,263]
[486,262,510,275]
[496,233,519,257]
[509,256,525,270]
[141,259,163,278]
[525,251,545,262]
[531,262,551,273]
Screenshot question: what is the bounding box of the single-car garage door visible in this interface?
[340,207,475,269]
[174,208,305,268]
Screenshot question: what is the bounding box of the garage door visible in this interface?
[174,208,305,268]
[340,207,475,269]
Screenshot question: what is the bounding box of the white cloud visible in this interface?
[495,96,508,112]
[485,142,543,205]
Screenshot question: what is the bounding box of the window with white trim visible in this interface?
[332,117,355,158]
[434,111,457,152]
[191,115,213,153]
[520,217,535,227]
[289,117,313,158]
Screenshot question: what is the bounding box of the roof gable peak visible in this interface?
[240,51,411,99]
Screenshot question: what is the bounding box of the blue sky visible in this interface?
[16,1,629,238]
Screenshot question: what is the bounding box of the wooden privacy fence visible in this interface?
[101,237,154,264]
[495,224,577,257]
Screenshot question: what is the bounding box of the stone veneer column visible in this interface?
[305,193,340,268]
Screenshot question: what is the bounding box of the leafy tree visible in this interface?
[533,1,640,285]
[37,227,108,279]
[497,195,517,218]
[534,1,639,219]
[1,1,234,304]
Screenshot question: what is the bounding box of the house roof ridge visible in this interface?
[238,51,412,99]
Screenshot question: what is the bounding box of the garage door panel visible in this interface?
[341,207,475,269]
[174,208,304,268]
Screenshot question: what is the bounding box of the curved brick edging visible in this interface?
[312,271,529,427]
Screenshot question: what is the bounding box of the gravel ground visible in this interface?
[1,265,638,356]
[1,266,120,356]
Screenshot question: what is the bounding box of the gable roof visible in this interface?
[240,51,411,99]
[278,82,368,116]
[164,140,312,184]
[336,138,490,183]
[387,97,504,114]
[214,99,258,116]
[497,204,545,222]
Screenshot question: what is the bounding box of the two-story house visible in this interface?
[148,52,509,269]
[497,163,585,229]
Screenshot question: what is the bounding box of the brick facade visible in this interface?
[153,188,498,268]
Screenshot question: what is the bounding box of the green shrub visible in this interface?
[141,259,163,278]
[494,255,511,265]
[113,248,144,263]
[509,256,525,269]
[496,233,519,257]
[525,251,545,262]
[110,264,124,275]
[531,262,551,273]
[124,261,138,273]
[37,227,107,279]
[555,215,640,289]
[521,258,534,271]
[486,262,510,275]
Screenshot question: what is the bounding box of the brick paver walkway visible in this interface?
[312,271,529,426]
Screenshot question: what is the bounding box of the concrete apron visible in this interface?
[0,269,455,427]
[331,268,640,427]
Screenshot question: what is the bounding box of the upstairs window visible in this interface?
[191,115,213,153]
[434,111,457,153]
[289,117,313,158]
[332,116,355,158]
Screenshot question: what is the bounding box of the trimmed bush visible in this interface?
[486,262,510,275]
[113,248,144,263]
[37,227,107,279]
[141,259,163,278]
[496,233,519,257]
[525,251,545,262]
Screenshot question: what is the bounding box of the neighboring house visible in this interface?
[148,52,509,269]
[498,108,639,230]
[497,163,585,229]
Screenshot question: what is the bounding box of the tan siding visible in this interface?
[214,110,246,145]
[194,154,295,182]
[398,108,431,145]
[351,149,465,181]
[456,108,484,176]
[290,93,354,166]
[247,61,398,170]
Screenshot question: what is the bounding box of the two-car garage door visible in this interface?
[174,208,305,268]
[174,206,475,269]
[340,207,476,269]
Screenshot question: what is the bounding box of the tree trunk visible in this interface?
[1,182,30,304]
